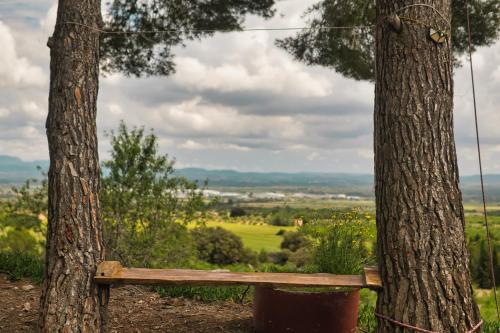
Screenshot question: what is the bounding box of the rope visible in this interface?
[375,313,483,333]
[56,21,373,35]
[393,4,450,27]
[375,3,450,29]
[56,3,448,36]
[465,0,500,322]
[375,313,437,333]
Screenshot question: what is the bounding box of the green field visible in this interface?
[197,202,500,253]
[192,221,296,252]
[241,199,375,210]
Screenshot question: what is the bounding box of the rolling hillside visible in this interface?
[1,155,500,201]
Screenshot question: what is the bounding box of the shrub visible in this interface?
[0,227,44,254]
[275,229,286,236]
[280,231,309,252]
[483,320,500,333]
[229,207,246,217]
[302,211,375,275]
[288,247,313,268]
[268,250,290,265]
[258,249,269,263]
[267,210,293,226]
[191,227,251,265]
[0,176,48,256]
[0,251,44,283]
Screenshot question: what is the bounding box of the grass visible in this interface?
[191,220,296,252]
[475,289,500,323]
[242,199,375,210]
[201,206,499,254]
[0,251,44,283]
[155,285,251,303]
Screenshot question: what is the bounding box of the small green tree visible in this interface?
[268,209,293,226]
[280,231,309,252]
[101,121,204,267]
[475,240,497,289]
[191,226,253,265]
[0,172,48,255]
[9,171,48,216]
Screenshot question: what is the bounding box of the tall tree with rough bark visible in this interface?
[40,0,275,331]
[40,0,105,331]
[279,0,499,332]
[373,2,481,331]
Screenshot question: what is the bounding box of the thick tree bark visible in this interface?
[374,1,481,332]
[38,0,106,332]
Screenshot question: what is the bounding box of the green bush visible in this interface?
[268,250,290,265]
[191,227,254,265]
[267,210,293,226]
[468,234,500,288]
[0,176,48,256]
[483,321,500,333]
[229,207,246,217]
[302,211,375,275]
[288,247,313,268]
[258,249,269,263]
[280,231,309,252]
[275,229,286,236]
[357,303,376,332]
[0,251,44,283]
[0,227,43,254]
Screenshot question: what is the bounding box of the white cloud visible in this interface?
[156,97,305,140]
[0,108,10,118]
[107,103,123,115]
[180,140,205,150]
[0,0,499,175]
[357,149,374,160]
[307,152,321,161]
[180,139,251,152]
[0,21,46,87]
[21,101,45,121]
[40,1,57,37]
[173,42,332,98]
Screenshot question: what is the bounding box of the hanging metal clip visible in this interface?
[429,28,448,43]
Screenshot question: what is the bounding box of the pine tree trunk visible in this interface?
[38,0,106,332]
[374,1,481,332]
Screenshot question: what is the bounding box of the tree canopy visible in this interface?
[276,0,500,81]
[101,121,204,267]
[100,0,275,76]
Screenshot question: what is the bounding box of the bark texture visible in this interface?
[38,0,106,332]
[374,1,481,332]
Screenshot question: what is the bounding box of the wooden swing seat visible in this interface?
[95,261,382,290]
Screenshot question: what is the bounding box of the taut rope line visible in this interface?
[465,0,500,322]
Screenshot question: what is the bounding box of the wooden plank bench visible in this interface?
[95,261,382,290]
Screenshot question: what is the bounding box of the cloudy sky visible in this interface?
[0,0,499,174]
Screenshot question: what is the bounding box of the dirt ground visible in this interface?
[0,274,254,333]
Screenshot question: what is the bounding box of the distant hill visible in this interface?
[175,168,500,200]
[175,168,374,188]
[1,155,500,201]
[0,155,49,184]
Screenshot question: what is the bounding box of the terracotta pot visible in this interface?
[253,287,360,333]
